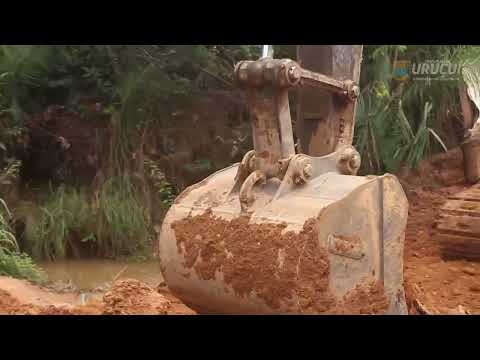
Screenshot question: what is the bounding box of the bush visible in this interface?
[354,45,475,174]
[94,176,149,257]
[0,252,47,284]
[26,186,94,261]
[0,197,47,284]
[144,158,177,207]
[25,178,150,261]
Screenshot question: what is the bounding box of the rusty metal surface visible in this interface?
[299,68,359,99]
[235,58,301,89]
[247,88,282,178]
[234,53,361,184]
[296,45,363,156]
[235,57,357,96]
[276,89,296,158]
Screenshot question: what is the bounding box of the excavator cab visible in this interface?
[158,45,409,314]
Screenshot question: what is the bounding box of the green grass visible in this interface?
[24,177,150,261]
[0,197,47,284]
[0,252,47,284]
[144,158,177,207]
[25,186,94,261]
[0,198,17,250]
[94,176,149,258]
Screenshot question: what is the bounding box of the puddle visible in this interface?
[39,259,164,292]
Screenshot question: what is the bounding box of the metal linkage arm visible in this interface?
[300,68,360,100]
[234,58,359,100]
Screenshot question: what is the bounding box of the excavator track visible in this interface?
[435,64,480,261]
[435,184,480,260]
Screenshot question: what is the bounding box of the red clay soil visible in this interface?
[173,212,388,314]
[102,280,195,315]
[0,277,196,315]
[401,148,480,315]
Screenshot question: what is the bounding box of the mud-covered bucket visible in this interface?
[462,135,480,184]
[158,162,409,315]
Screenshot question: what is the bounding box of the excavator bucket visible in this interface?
[158,46,409,315]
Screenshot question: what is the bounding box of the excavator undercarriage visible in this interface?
[435,64,480,261]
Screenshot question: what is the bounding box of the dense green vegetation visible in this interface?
[356,45,480,173]
[0,197,47,284]
[23,178,148,261]
[0,45,262,266]
[1,44,480,278]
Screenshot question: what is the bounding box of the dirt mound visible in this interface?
[331,282,389,315]
[103,279,195,315]
[0,277,195,315]
[0,289,38,315]
[398,148,466,190]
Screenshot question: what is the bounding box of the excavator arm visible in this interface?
[296,45,363,156]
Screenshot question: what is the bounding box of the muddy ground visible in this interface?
[400,148,480,315]
[1,147,480,315]
[0,277,196,315]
